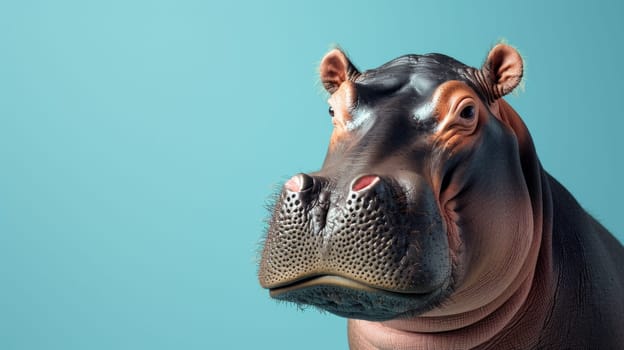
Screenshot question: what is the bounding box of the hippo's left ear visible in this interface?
[479,44,523,100]
[319,48,360,94]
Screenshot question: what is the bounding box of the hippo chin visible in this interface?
[258,44,624,349]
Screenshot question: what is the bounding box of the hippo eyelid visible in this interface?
[450,97,478,127]
[453,97,477,118]
[434,93,479,135]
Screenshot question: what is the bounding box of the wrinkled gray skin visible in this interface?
[258,45,624,349]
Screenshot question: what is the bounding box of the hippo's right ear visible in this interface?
[479,44,523,100]
[320,49,360,94]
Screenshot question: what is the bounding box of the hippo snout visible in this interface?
[258,171,452,320]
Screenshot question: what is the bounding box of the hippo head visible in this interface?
[258,45,536,322]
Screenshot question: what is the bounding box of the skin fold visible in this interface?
[258,45,624,349]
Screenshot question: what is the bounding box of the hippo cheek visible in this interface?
[258,175,453,321]
[424,124,536,317]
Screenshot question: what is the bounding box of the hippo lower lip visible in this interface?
[269,275,449,321]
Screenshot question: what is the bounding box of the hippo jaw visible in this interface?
[269,276,451,321]
[258,173,453,321]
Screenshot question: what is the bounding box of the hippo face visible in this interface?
[258,45,535,322]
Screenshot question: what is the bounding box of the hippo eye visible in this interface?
[328,106,335,117]
[459,105,475,119]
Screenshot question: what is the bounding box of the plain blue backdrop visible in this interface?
[1,1,622,349]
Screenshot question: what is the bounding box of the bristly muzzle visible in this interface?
[259,174,450,297]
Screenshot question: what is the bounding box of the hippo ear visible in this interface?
[480,44,523,99]
[319,48,360,94]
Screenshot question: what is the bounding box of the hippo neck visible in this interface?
[347,100,557,350]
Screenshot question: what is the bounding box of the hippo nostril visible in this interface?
[351,175,380,192]
[285,173,314,192]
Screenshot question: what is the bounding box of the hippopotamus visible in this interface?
[257,44,624,349]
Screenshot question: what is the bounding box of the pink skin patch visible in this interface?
[351,175,380,192]
[285,175,303,192]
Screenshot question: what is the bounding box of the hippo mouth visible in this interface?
[259,174,453,321]
[269,274,451,321]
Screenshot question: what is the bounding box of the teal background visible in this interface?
[1,1,622,349]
